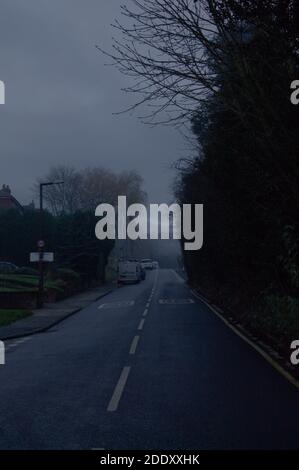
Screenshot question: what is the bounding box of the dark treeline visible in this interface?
[175,2,299,347]
[107,0,299,350]
[0,165,146,283]
[0,208,113,282]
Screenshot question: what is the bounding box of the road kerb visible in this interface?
[0,288,114,342]
[191,289,299,391]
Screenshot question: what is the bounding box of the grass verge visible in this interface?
[0,309,32,327]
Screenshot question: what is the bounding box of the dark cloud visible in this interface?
[0,0,184,204]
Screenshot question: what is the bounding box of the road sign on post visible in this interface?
[37,180,64,308]
[30,246,54,309]
[30,252,54,263]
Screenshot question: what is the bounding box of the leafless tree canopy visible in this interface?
[34,165,147,215]
[99,0,298,124]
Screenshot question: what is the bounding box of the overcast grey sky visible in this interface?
[0,0,185,205]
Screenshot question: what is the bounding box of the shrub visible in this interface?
[16,267,39,276]
[250,295,299,343]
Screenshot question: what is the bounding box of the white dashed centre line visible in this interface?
[99,300,135,309]
[107,366,131,412]
[138,319,145,331]
[143,309,148,317]
[129,335,140,355]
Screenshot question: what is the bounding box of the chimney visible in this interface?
[0,184,12,196]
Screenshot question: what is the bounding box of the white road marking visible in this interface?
[129,335,140,355]
[143,308,148,317]
[107,366,131,412]
[158,298,194,305]
[138,319,145,331]
[99,300,135,309]
[211,303,224,313]
[146,302,150,308]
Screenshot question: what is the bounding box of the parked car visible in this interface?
[141,259,153,270]
[118,260,141,284]
[152,261,159,269]
[128,259,146,280]
[0,262,18,273]
[128,259,145,281]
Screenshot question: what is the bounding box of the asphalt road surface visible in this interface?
[0,269,298,450]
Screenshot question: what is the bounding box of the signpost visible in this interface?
[30,244,54,308]
[30,252,54,263]
[34,180,64,308]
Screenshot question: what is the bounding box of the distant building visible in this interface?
[0,185,35,213]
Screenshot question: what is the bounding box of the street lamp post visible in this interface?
[37,181,64,308]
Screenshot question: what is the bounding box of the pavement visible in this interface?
[0,269,299,450]
[0,284,115,340]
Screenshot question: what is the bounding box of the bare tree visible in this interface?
[117,170,147,205]
[34,165,147,214]
[97,0,248,124]
[34,165,82,215]
[98,0,217,124]
[98,0,298,125]
[79,167,119,210]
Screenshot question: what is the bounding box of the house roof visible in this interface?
[0,185,24,212]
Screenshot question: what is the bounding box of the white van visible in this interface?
[141,259,153,270]
[118,260,141,284]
